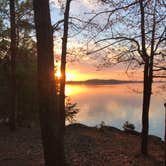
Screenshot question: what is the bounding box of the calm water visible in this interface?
[65,83,166,139]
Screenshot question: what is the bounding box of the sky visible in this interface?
[50,0,143,81]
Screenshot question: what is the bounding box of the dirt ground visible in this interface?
[0,124,164,166]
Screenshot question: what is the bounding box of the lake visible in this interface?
[65,83,166,139]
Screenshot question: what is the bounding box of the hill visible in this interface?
[67,79,142,85]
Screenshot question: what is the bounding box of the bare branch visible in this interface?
[95,36,146,61]
[154,27,166,52]
[153,75,166,78]
[153,65,166,71]
[86,0,139,24]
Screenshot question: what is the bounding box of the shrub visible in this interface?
[65,97,79,124]
[123,121,135,131]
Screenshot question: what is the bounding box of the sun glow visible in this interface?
[54,69,78,81]
[55,70,61,79]
[66,72,77,81]
[65,85,86,96]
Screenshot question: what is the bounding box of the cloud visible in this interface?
[78,0,98,10]
[50,0,98,10]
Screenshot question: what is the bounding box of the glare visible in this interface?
[66,72,74,81]
[65,85,85,96]
[55,70,77,81]
[55,70,61,79]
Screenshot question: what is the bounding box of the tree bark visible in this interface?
[9,0,17,131]
[141,46,154,155]
[33,0,65,165]
[141,60,150,154]
[141,0,156,155]
[60,0,71,131]
[164,103,166,166]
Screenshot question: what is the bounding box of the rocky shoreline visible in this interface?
[0,123,164,166]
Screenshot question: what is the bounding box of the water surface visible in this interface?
[66,83,166,139]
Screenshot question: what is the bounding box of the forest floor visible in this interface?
[0,123,164,166]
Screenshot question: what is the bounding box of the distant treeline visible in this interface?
[67,79,165,85]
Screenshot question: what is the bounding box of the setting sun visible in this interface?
[55,70,61,79]
[54,69,78,81]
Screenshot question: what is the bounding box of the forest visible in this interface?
[0,0,166,165]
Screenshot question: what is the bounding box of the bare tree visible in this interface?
[33,0,65,165]
[87,0,166,155]
[59,0,72,134]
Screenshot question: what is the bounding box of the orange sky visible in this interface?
[55,60,143,81]
[51,0,165,82]
[53,36,143,81]
[54,45,143,81]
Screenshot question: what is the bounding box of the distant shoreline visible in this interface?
[66,79,165,85]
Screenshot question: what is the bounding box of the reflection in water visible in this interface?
[65,85,87,96]
[65,84,165,139]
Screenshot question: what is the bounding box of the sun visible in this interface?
[54,60,82,81]
[54,70,76,81]
[55,70,61,79]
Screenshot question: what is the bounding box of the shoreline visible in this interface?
[68,123,163,141]
[66,80,165,85]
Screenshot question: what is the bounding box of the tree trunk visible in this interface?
[9,0,17,131]
[141,60,153,155]
[164,103,166,166]
[141,1,155,155]
[33,0,65,165]
[141,61,149,154]
[60,0,71,131]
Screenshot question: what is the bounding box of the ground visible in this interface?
[0,124,164,166]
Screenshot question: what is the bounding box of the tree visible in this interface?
[52,0,73,155]
[9,0,17,131]
[164,103,166,165]
[59,0,72,136]
[65,97,79,124]
[0,0,36,127]
[33,0,65,165]
[87,0,166,155]
[0,0,34,60]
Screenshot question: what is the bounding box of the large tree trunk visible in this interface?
[60,0,71,131]
[141,1,156,155]
[141,60,153,155]
[33,0,65,165]
[9,0,17,131]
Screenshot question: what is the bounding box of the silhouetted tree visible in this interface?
[87,0,166,155]
[9,0,17,131]
[60,0,72,137]
[33,0,65,165]
[0,0,36,126]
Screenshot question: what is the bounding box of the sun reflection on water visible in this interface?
[65,84,86,96]
[64,83,165,138]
